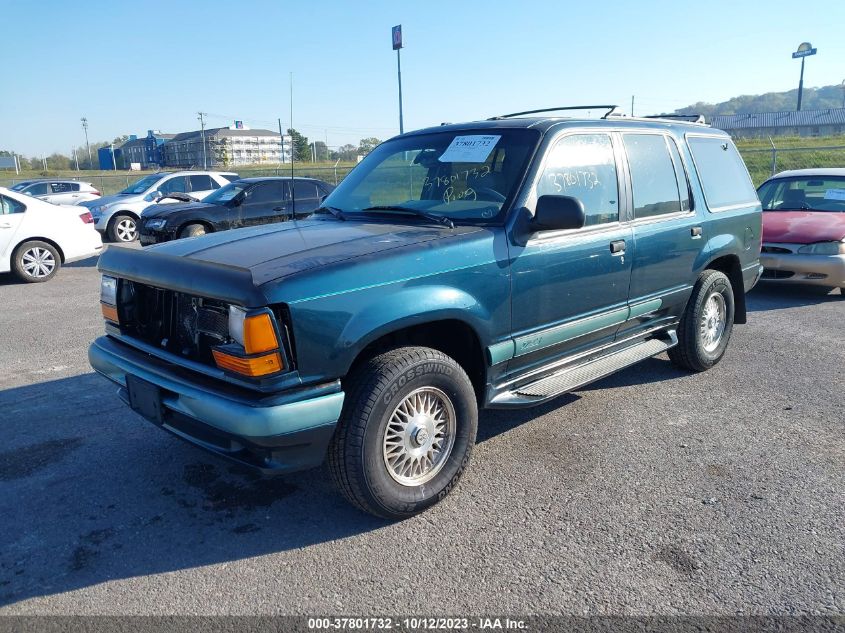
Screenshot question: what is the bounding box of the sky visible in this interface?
[2,0,844,157]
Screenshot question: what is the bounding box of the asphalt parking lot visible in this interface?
[0,246,842,616]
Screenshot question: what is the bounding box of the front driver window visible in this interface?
[158,177,188,194]
[537,134,619,226]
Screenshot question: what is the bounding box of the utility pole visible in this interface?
[197,112,208,169]
[840,80,845,108]
[278,118,286,164]
[81,117,91,168]
[111,143,117,170]
[631,95,635,117]
[73,148,79,171]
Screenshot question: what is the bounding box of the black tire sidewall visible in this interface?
[359,354,477,517]
[180,224,206,238]
[13,241,60,283]
[109,214,136,242]
[692,273,734,366]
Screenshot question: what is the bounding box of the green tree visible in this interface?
[337,144,357,161]
[357,137,381,155]
[287,128,310,162]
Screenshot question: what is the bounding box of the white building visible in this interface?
[162,124,292,168]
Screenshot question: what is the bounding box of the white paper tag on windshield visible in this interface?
[439,135,501,163]
[823,188,845,201]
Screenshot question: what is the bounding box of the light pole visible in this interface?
[197,112,208,169]
[792,42,817,111]
[81,117,91,168]
[392,25,404,134]
[840,80,845,108]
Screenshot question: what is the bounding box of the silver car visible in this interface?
[10,180,101,205]
[78,171,238,242]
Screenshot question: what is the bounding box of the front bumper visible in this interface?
[138,229,174,246]
[89,335,345,474]
[759,250,845,287]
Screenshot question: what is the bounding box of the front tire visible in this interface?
[108,214,138,242]
[12,240,61,283]
[668,269,735,372]
[328,346,478,519]
[179,223,208,239]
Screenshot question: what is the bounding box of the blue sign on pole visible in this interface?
[392,24,402,50]
[792,47,817,59]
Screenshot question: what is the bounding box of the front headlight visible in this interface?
[797,241,845,255]
[216,306,284,377]
[100,275,118,323]
[145,218,167,230]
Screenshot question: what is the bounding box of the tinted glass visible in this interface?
[0,195,26,214]
[667,137,691,212]
[757,176,845,212]
[26,183,50,195]
[120,174,164,194]
[221,174,240,182]
[50,182,74,193]
[159,177,188,194]
[247,181,286,204]
[203,182,248,204]
[293,181,318,199]
[324,129,539,223]
[623,134,682,219]
[537,134,619,226]
[189,175,214,192]
[688,136,758,210]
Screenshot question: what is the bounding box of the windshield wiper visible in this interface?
[362,205,454,229]
[314,205,346,221]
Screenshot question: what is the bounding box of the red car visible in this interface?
[757,168,845,295]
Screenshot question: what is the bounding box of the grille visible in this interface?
[119,281,230,363]
[761,268,795,279]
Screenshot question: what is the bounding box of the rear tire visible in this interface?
[12,240,61,283]
[108,214,138,242]
[668,270,735,372]
[328,346,478,520]
[179,223,208,239]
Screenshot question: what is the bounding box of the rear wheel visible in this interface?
[12,240,61,283]
[668,270,735,372]
[328,346,478,519]
[179,223,208,239]
[108,214,138,242]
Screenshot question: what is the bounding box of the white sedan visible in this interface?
[0,187,103,283]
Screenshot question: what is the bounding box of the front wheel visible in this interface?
[668,269,735,372]
[108,214,138,242]
[328,346,478,519]
[179,223,208,239]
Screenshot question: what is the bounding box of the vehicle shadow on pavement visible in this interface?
[0,373,388,608]
[748,283,843,311]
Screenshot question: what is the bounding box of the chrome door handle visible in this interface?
[609,239,626,254]
[691,226,702,238]
[0,223,12,229]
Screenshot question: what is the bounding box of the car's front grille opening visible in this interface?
[118,281,230,364]
[761,268,795,279]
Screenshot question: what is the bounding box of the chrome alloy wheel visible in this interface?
[382,387,456,486]
[22,247,56,278]
[115,217,137,241]
[700,292,727,353]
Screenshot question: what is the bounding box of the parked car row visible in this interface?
[10,179,102,204]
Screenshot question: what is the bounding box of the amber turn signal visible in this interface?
[243,313,279,354]
[212,349,283,377]
[101,302,119,324]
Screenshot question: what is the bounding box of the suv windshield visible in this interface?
[120,174,166,195]
[323,129,539,224]
[203,182,248,204]
[758,176,845,212]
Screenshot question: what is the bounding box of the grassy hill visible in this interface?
[672,84,844,117]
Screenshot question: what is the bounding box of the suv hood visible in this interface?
[98,218,482,304]
[762,211,845,243]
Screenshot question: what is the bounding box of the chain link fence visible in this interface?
[737,143,845,186]
[0,165,357,197]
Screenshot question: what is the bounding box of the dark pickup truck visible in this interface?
[90,109,762,519]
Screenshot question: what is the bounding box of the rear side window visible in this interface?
[189,175,214,192]
[247,181,287,204]
[50,182,75,193]
[537,133,619,226]
[221,174,240,183]
[0,195,26,214]
[687,136,758,210]
[623,134,683,219]
[293,181,318,199]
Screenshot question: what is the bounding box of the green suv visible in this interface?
[90,108,762,518]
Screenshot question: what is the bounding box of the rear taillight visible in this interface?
[91,190,101,196]
[79,211,94,224]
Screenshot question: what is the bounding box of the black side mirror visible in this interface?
[532,195,586,232]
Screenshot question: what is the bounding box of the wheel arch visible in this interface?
[13,236,66,263]
[703,254,746,324]
[177,219,214,236]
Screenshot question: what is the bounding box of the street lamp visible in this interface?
[81,117,92,168]
[840,79,845,108]
[791,42,817,111]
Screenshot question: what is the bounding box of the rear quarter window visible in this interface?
[687,135,758,211]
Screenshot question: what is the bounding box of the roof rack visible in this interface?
[642,114,707,125]
[488,105,619,120]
